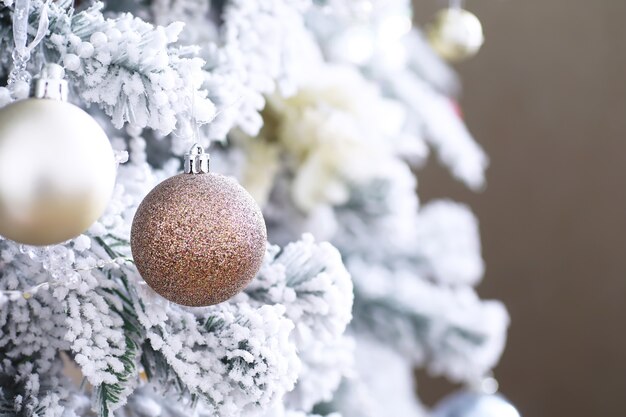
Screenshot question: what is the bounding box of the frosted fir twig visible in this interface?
[412,200,485,286]
[0,256,131,305]
[349,258,508,383]
[62,232,342,416]
[202,0,321,140]
[0,358,83,417]
[98,228,351,417]
[330,336,426,417]
[84,236,296,417]
[245,235,353,343]
[283,335,354,412]
[136,300,300,416]
[116,385,345,417]
[146,0,311,141]
[111,233,354,417]
[149,0,212,28]
[245,235,354,411]
[0,147,129,306]
[129,235,353,416]
[383,69,488,190]
[337,200,486,287]
[331,160,421,259]
[0,0,215,134]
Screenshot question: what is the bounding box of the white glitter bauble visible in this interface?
[427,8,484,62]
[0,98,116,246]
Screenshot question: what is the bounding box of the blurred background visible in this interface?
[413,1,626,416]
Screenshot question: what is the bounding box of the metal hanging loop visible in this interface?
[184,143,210,174]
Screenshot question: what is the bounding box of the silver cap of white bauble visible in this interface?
[31,63,68,101]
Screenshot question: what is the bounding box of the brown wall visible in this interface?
[414,1,626,416]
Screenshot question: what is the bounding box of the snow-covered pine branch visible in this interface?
[202,0,322,141]
[383,69,488,190]
[245,235,354,411]
[0,359,82,417]
[0,1,215,134]
[0,130,354,416]
[349,258,508,383]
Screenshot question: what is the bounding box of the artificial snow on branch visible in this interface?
[0,133,354,416]
[202,0,323,141]
[349,258,508,383]
[0,0,215,134]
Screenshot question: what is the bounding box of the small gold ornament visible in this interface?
[130,145,267,307]
[0,64,116,246]
[427,8,484,62]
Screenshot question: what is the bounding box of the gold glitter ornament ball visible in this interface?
[130,171,267,307]
[427,8,484,62]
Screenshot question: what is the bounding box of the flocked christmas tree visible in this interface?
[0,0,514,416]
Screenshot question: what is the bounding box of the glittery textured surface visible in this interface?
[131,173,267,307]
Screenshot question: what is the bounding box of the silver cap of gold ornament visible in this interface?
[32,63,68,101]
[184,144,210,174]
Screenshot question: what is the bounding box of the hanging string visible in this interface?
[8,0,51,89]
[187,78,246,146]
[191,86,201,144]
